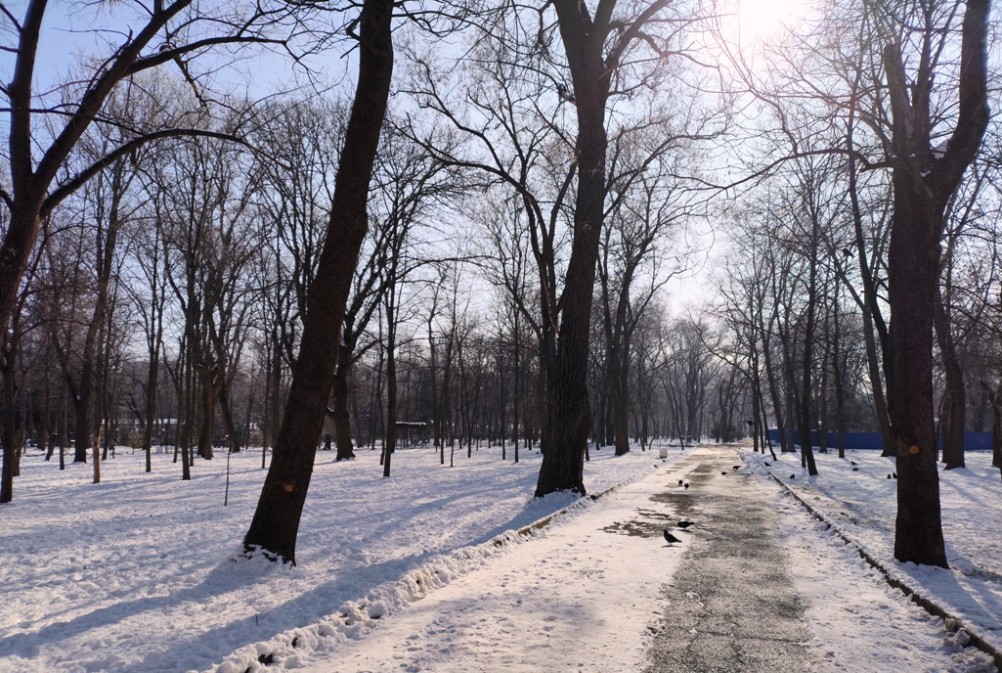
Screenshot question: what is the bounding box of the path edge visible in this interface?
[759,465,1002,672]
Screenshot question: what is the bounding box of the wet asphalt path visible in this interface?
[643,445,811,673]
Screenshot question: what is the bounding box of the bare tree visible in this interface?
[879,0,990,567]
[724,0,990,566]
[243,0,395,564]
[0,0,299,351]
[599,139,691,455]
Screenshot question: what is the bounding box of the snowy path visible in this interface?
[292,445,995,673]
[644,448,808,672]
[294,452,697,673]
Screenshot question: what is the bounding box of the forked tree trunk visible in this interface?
[884,0,989,567]
[534,0,670,495]
[243,0,394,564]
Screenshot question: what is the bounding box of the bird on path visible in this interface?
[852,467,859,472]
[721,471,728,476]
[893,472,898,479]
[677,520,694,529]
[789,474,795,479]
[678,479,684,485]
[732,465,740,471]
[887,474,892,479]
[764,461,771,466]
[684,482,690,489]
[851,461,858,466]
[664,530,682,544]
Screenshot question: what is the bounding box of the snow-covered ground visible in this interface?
[0,441,999,673]
[753,446,1002,666]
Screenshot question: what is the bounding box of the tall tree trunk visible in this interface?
[513,319,520,463]
[886,178,948,567]
[72,368,93,464]
[884,0,988,568]
[612,330,632,454]
[243,0,393,564]
[143,357,159,473]
[197,366,216,460]
[535,0,623,495]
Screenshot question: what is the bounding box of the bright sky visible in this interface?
[737,0,808,41]
[723,0,815,54]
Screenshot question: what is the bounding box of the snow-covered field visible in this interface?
[0,441,999,673]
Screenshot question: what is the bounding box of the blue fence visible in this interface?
[766,429,994,451]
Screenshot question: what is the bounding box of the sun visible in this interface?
[728,0,812,48]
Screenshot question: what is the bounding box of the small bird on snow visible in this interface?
[732,465,740,471]
[721,471,728,476]
[663,530,682,544]
[851,461,858,466]
[678,479,684,485]
[684,482,690,489]
[789,474,795,479]
[764,461,771,466]
[677,520,694,529]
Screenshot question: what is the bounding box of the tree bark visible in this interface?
[332,335,357,461]
[884,0,989,567]
[798,230,819,475]
[243,0,393,564]
[1,345,18,503]
[535,0,670,494]
[934,286,966,469]
[535,41,607,494]
[886,177,948,567]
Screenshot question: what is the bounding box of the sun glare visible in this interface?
[730,0,811,48]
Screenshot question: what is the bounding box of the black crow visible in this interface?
[732,465,740,470]
[664,530,682,544]
[721,471,728,476]
[684,482,690,489]
[678,479,684,485]
[789,474,795,479]
[764,461,771,466]
[852,467,859,471]
[851,461,858,466]
[677,521,693,529]
[887,474,892,479]
[893,472,897,479]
